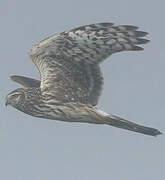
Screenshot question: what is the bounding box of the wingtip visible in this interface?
[132,46,144,51]
[118,25,139,30]
[136,38,150,45]
[135,31,149,37]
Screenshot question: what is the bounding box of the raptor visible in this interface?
[6,22,162,136]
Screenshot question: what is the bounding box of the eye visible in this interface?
[12,94,21,98]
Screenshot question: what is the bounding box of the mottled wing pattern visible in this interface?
[29,23,149,105]
[58,23,149,63]
[11,75,40,87]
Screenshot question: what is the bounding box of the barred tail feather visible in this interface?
[104,114,162,136]
[96,110,162,136]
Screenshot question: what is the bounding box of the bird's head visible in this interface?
[5,87,42,116]
[5,88,25,108]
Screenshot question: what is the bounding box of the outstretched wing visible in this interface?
[29,22,149,105]
[11,75,40,87]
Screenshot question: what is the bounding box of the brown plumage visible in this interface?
[5,22,162,136]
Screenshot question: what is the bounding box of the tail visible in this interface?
[97,110,162,136]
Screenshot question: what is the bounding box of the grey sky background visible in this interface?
[1,0,165,179]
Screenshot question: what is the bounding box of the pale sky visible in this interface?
[1,0,165,180]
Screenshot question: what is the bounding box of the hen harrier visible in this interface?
[6,22,161,136]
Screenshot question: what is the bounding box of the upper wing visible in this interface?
[29,22,149,105]
[11,75,40,87]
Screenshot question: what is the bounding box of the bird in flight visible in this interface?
[6,22,162,136]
